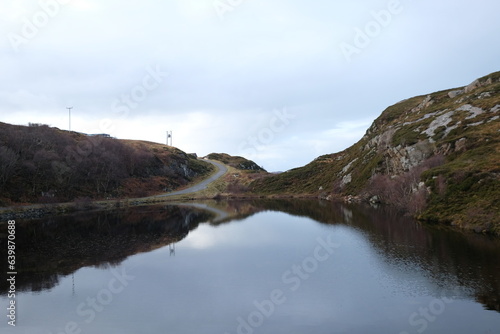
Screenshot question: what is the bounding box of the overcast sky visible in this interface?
[1,0,499,171]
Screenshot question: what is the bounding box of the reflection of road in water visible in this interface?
[4,199,498,334]
[2,198,499,316]
[176,202,230,223]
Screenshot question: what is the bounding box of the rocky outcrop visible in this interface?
[206,153,266,172]
[251,71,500,234]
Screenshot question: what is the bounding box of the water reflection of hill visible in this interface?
[1,199,499,314]
[180,198,500,313]
[0,205,214,294]
[251,199,500,313]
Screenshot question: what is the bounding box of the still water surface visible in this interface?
[1,200,499,333]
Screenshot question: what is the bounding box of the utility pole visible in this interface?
[67,107,73,131]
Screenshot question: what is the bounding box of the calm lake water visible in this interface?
[1,199,499,334]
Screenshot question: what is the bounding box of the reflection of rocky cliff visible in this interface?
[0,205,214,295]
[204,196,500,313]
[250,198,500,313]
[1,199,499,313]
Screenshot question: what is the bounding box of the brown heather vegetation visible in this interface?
[366,155,445,215]
[0,122,214,205]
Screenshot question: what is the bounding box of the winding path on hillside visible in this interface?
[0,160,228,218]
[156,159,228,198]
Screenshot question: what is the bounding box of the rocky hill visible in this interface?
[205,153,266,172]
[250,71,500,235]
[0,122,214,205]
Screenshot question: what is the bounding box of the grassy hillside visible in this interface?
[250,71,500,234]
[0,122,214,205]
